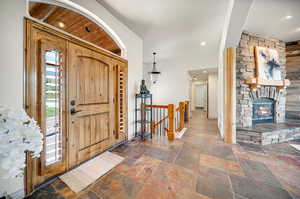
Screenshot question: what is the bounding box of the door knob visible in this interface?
[70,108,82,115]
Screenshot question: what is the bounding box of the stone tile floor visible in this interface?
[28,110,300,199]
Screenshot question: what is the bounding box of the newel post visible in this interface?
[179,101,185,131]
[167,104,175,140]
[185,101,190,122]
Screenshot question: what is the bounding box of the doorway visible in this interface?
[24,19,128,194]
[195,84,207,111]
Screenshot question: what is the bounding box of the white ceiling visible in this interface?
[97,0,230,68]
[244,0,300,42]
[189,68,218,81]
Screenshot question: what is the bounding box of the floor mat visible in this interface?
[59,151,124,193]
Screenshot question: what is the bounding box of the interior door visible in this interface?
[67,42,115,168]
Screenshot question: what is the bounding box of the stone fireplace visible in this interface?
[236,32,286,129]
[236,32,300,145]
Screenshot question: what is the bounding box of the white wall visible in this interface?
[0,0,143,196]
[208,74,218,119]
[217,0,234,137]
[0,0,27,197]
[217,0,253,138]
[143,60,191,106]
[0,0,25,109]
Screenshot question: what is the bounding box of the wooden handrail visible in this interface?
[145,104,168,109]
[153,116,168,127]
[151,116,168,134]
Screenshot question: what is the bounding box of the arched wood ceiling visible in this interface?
[29,2,121,55]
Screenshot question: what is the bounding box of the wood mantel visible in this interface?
[245,77,290,91]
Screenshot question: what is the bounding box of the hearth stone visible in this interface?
[237,121,300,145]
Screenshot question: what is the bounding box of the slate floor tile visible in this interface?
[77,191,101,199]
[199,154,245,176]
[27,184,65,199]
[115,155,161,183]
[238,142,265,153]
[230,175,293,199]
[272,154,300,168]
[263,143,300,157]
[239,158,282,187]
[234,194,249,199]
[196,165,234,199]
[174,144,200,171]
[148,162,196,191]
[267,163,300,196]
[174,188,212,199]
[281,182,300,199]
[198,144,237,161]
[134,183,175,199]
[143,145,178,163]
[91,171,142,199]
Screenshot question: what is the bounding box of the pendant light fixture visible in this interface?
[149,52,161,84]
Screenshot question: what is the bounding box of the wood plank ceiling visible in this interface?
[29,2,121,55]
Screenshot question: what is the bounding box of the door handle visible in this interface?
[70,108,82,115]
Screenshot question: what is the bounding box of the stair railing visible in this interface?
[145,104,174,140]
[145,101,189,140]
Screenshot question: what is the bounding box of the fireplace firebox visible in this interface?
[252,98,275,124]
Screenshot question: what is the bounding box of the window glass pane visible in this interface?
[45,50,60,65]
[44,50,63,166]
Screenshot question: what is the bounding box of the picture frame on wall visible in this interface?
[254,46,282,81]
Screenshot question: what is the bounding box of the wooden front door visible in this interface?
[25,19,128,194]
[67,42,115,168]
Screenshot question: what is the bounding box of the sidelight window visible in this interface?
[44,50,63,166]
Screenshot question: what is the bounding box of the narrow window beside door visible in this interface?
[44,50,63,166]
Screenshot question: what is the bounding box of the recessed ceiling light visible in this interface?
[203,70,208,73]
[58,22,65,28]
[200,41,206,46]
[285,15,293,20]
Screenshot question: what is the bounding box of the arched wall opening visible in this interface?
[26,0,127,57]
